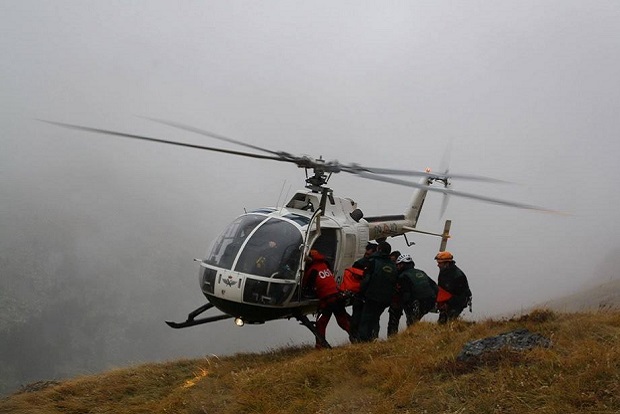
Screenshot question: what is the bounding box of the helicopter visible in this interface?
[43,118,558,347]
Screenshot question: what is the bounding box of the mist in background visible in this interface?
[2,1,620,394]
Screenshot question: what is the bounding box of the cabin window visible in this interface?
[286,193,318,212]
[242,279,295,305]
[283,213,310,227]
[311,228,339,272]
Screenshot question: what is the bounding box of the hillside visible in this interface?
[2,310,619,414]
[540,278,620,313]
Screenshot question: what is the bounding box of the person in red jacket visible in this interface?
[303,249,351,349]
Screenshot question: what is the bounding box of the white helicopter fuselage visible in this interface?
[199,181,432,324]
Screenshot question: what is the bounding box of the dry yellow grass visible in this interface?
[2,309,619,414]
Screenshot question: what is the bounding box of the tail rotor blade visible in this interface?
[439,139,453,176]
[440,193,450,219]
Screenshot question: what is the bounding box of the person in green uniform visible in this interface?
[357,241,397,342]
[388,254,438,336]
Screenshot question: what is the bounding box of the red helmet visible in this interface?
[309,249,325,261]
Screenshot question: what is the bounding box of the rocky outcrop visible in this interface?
[457,328,552,362]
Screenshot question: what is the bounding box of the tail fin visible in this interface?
[404,176,432,227]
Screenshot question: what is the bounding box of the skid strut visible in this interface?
[166,303,233,329]
[295,313,331,349]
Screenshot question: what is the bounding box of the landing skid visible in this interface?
[167,303,331,349]
[165,303,233,329]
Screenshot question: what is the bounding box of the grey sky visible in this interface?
[2,1,620,383]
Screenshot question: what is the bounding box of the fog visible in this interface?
[2,1,620,393]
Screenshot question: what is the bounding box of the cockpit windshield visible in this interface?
[207,215,303,280]
[206,215,264,269]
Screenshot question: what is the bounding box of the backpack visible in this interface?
[436,286,453,304]
[340,267,364,293]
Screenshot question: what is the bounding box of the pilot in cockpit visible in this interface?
[252,240,279,277]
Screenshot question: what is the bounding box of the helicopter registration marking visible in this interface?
[371,223,399,239]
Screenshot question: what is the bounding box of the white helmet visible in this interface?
[396,254,413,264]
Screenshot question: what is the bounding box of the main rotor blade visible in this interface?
[138,118,512,183]
[140,117,341,171]
[142,117,288,159]
[352,166,511,184]
[354,171,561,213]
[39,120,288,163]
[42,119,555,212]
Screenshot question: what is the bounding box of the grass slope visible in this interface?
[2,310,619,414]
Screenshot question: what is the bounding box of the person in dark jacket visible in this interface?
[303,250,350,348]
[389,250,401,263]
[387,254,438,336]
[435,251,472,324]
[349,242,378,342]
[356,241,397,342]
[353,242,378,269]
[386,250,404,336]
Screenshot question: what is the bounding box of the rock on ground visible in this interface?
[457,328,552,362]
